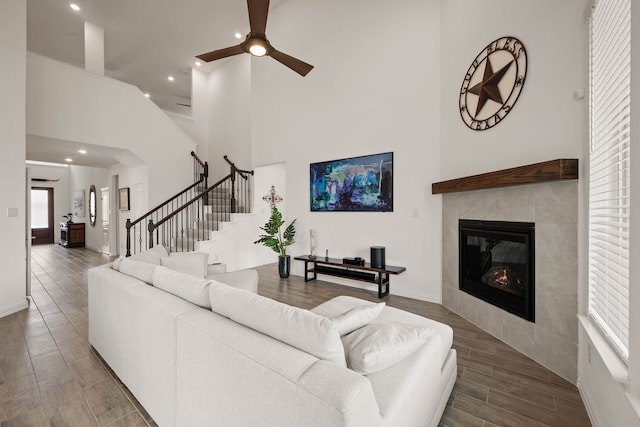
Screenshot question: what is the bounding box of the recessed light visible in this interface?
[144,93,150,98]
[78,149,87,154]
[168,76,174,82]
[70,3,80,11]
[65,158,73,162]
[235,32,242,39]
[195,61,202,67]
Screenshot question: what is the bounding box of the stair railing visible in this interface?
[191,151,208,189]
[223,155,253,214]
[125,151,207,256]
[125,155,252,255]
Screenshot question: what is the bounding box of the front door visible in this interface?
[31,187,54,245]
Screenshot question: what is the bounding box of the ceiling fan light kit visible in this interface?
[245,34,270,57]
[196,0,313,76]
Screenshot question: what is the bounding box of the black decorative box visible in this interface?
[343,257,365,266]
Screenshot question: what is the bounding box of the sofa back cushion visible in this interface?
[341,322,434,374]
[209,282,346,367]
[112,245,169,271]
[160,252,209,278]
[330,303,386,336]
[118,259,158,285]
[153,266,212,308]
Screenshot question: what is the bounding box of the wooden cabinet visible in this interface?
[60,222,85,248]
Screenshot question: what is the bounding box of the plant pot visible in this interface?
[278,255,291,278]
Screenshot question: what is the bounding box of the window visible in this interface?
[31,189,49,229]
[588,0,631,362]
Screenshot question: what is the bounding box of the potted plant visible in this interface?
[254,206,296,278]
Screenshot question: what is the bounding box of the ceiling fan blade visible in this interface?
[270,49,314,77]
[248,0,269,34]
[196,44,245,62]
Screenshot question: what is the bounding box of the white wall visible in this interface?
[206,56,253,181]
[28,164,71,243]
[106,164,148,256]
[0,0,27,317]
[26,54,196,207]
[247,0,443,301]
[187,68,213,163]
[439,0,588,178]
[69,165,108,252]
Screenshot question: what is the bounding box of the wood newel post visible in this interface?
[204,161,209,188]
[125,219,132,257]
[147,220,155,249]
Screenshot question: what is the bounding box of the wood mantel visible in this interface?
[431,159,578,194]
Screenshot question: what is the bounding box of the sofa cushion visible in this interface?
[112,246,169,271]
[311,295,453,368]
[207,269,258,294]
[209,282,346,367]
[330,303,385,336]
[152,266,212,308]
[206,263,227,276]
[118,259,158,285]
[160,251,209,278]
[341,322,434,374]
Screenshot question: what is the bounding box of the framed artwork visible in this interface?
[310,152,393,212]
[119,187,130,211]
[73,190,85,217]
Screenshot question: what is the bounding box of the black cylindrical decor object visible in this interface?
[370,246,385,269]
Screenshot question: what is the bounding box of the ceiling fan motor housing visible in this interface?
[243,33,273,57]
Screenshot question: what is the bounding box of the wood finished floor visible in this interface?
[0,245,591,426]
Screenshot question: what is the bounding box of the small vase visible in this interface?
[278,255,291,278]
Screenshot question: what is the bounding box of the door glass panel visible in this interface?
[31,189,49,228]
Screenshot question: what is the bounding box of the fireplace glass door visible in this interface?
[459,220,535,322]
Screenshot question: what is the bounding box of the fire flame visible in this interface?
[492,267,509,287]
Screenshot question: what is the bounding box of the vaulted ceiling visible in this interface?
[27,0,286,115]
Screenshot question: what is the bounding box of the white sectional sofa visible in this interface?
[88,251,456,427]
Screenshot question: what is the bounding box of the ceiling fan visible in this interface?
[196,0,313,77]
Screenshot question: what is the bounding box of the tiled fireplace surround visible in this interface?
[441,181,578,383]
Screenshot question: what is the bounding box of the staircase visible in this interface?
[126,154,254,258]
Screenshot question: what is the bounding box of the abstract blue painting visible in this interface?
[310,152,393,212]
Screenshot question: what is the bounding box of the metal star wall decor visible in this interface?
[459,36,528,131]
[262,185,283,208]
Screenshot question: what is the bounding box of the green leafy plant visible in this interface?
[254,207,296,257]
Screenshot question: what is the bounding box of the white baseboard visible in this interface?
[0,299,29,319]
[578,379,601,427]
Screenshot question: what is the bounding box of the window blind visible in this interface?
[588,0,631,362]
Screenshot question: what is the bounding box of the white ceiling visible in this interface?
[26,135,143,168]
[27,0,254,113]
[26,0,286,167]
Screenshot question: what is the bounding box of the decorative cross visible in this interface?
[262,185,283,208]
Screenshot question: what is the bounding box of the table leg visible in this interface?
[303,260,317,282]
[377,273,390,298]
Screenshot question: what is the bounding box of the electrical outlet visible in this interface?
[7,207,18,217]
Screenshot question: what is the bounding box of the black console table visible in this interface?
[294,255,406,298]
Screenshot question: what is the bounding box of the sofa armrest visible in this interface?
[297,361,381,427]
